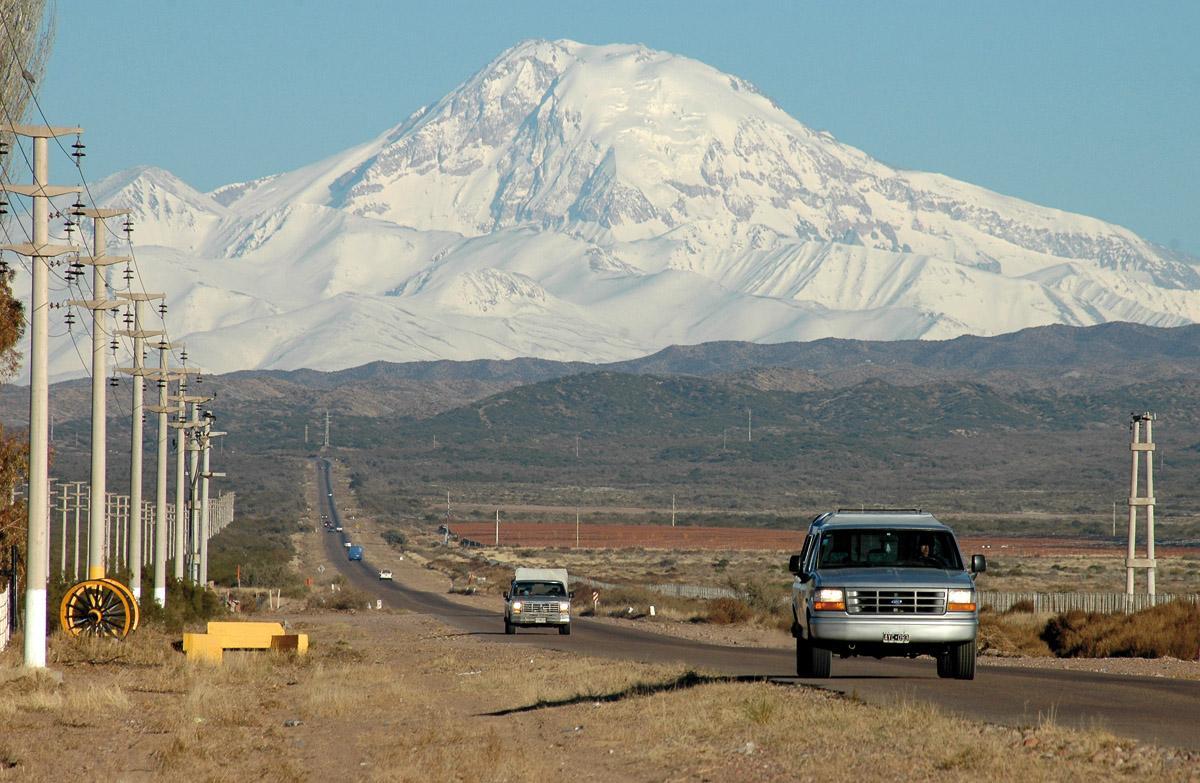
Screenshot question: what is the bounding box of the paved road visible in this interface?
[313,459,1200,751]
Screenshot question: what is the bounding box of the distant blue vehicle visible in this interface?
[348,545,363,561]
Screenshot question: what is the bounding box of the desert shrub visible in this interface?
[1041,601,1200,658]
[306,588,373,612]
[977,610,1051,657]
[137,579,226,632]
[1004,599,1036,614]
[705,598,753,625]
[383,529,407,549]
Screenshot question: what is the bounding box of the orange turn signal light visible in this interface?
[948,602,976,612]
[813,600,845,611]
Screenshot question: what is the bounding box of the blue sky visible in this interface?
[31,1,1200,254]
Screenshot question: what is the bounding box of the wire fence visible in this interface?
[979,591,1200,614]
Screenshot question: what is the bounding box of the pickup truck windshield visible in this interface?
[816,529,962,570]
[512,581,566,597]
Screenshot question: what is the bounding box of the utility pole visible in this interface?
[198,419,226,586]
[1126,412,1158,598]
[495,509,499,546]
[69,209,129,584]
[747,407,752,442]
[576,507,580,548]
[171,391,211,583]
[1,122,83,667]
[59,484,67,577]
[145,341,188,604]
[671,494,676,527]
[72,482,82,580]
[323,409,330,448]
[118,291,163,599]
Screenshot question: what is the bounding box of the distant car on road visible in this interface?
[343,541,352,549]
[379,569,393,580]
[335,526,343,532]
[348,545,363,561]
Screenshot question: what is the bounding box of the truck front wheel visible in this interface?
[948,641,975,680]
[796,637,831,678]
[504,620,515,635]
[558,624,571,635]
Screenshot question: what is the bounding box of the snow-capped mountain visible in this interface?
[15,39,1200,380]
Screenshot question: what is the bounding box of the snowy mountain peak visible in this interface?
[20,40,1200,381]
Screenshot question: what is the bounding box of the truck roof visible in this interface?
[810,510,950,531]
[513,567,569,585]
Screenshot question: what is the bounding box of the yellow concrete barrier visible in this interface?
[182,621,308,663]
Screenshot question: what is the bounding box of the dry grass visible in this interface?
[1043,601,1200,658]
[4,601,1194,781]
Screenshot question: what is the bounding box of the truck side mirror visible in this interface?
[788,554,803,576]
[503,592,509,601]
[971,554,987,574]
[569,591,575,599]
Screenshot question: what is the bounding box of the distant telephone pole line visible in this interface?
[323,409,330,448]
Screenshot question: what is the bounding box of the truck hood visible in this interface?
[811,568,975,590]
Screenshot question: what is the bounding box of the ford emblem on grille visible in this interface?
[889,598,904,605]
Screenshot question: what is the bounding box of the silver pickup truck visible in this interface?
[789,510,986,680]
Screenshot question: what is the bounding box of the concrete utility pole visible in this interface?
[72,482,83,580]
[70,209,130,584]
[1,122,83,667]
[747,407,752,442]
[323,409,330,448]
[117,291,163,599]
[145,348,189,601]
[671,494,676,527]
[1126,412,1159,598]
[495,509,500,546]
[198,421,226,586]
[171,391,211,583]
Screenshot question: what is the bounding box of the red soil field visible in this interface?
[448,520,1200,556]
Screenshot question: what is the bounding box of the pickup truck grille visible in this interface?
[520,601,561,618]
[846,589,945,615]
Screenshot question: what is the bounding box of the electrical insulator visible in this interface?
[122,265,134,282]
[0,197,7,215]
[195,373,203,385]
[70,200,86,216]
[65,311,76,328]
[123,219,134,236]
[122,309,134,326]
[0,141,8,156]
[157,302,167,316]
[71,137,86,161]
[109,337,119,352]
[180,350,189,363]
[109,373,119,388]
[156,379,166,389]
[64,219,75,236]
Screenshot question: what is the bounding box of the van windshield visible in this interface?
[816,529,962,570]
[512,581,566,597]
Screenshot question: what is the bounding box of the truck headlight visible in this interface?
[559,601,570,612]
[813,588,845,612]
[511,601,522,613]
[947,589,976,612]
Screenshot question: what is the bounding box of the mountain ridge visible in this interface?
[15,38,1200,380]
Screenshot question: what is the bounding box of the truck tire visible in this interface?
[796,637,831,678]
[504,620,515,635]
[558,624,571,636]
[949,640,975,680]
[936,651,952,678]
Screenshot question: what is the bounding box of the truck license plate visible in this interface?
[534,618,545,623]
[882,633,909,643]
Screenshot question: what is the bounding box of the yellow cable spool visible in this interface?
[98,578,140,631]
[59,580,134,639]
